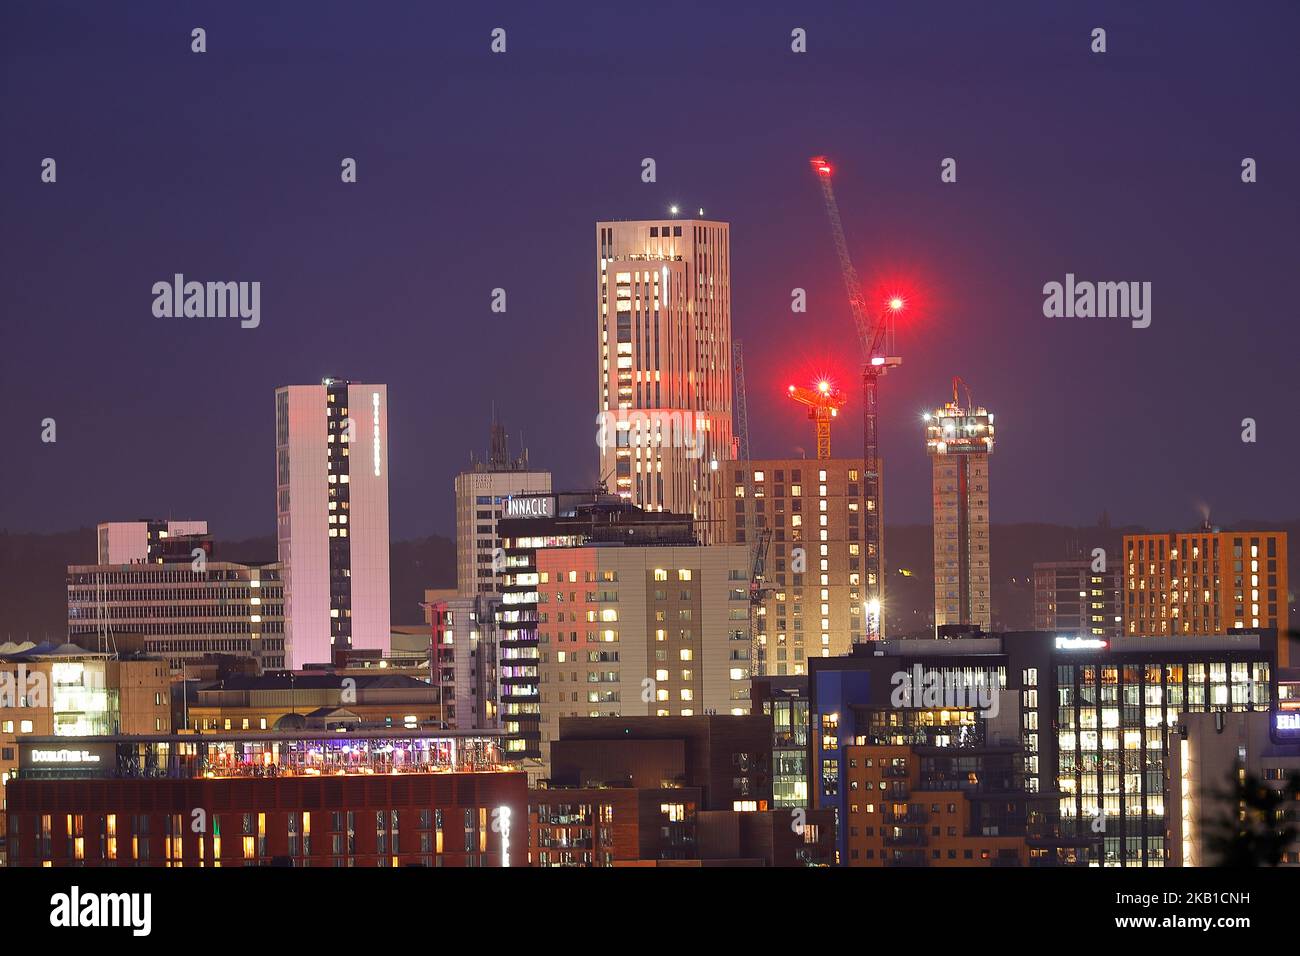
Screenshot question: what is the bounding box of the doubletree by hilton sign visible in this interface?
[20,741,115,770]
[504,496,556,519]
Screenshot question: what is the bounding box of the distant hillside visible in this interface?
[2,520,1295,642]
[0,529,455,640]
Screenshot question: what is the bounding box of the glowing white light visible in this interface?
[372,392,382,477]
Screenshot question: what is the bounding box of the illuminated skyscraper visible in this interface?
[276,379,390,668]
[595,218,733,540]
[924,381,994,631]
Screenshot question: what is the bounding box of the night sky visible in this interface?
[3,1,1297,542]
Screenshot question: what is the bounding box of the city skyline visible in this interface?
[4,0,1300,901]
[5,3,1299,544]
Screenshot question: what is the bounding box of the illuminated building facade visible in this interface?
[0,645,170,858]
[5,730,523,867]
[533,541,752,759]
[595,218,733,539]
[495,492,691,761]
[718,458,874,672]
[810,630,1278,866]
[96,519,209,565]
[924,391,994,631]
[67,561,285,670]
[276,380,391,669]
[752,676,812,809]
[1123,530,1289,663]
[1033,559,1123,640]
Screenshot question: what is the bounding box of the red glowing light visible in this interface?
[888,297,905,311]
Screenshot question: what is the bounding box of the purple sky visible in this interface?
[3,0,1298,541]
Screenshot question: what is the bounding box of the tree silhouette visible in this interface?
[1203,766,1300,866]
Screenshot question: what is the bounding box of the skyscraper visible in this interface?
[595,217,733,540]
[454,419,551,597]
[924,381,995,631]
[276,379,391,669]
[718,458,874,672]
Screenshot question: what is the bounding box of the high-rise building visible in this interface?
[595,218,733,539]
[495,491,750,763]
[455,420,551,597]
[96,520,209,565]
[924,385,995,631]
[532,539,752,761]
[1033,559,1123,640]
[1122,529,1289,663]
[717,458,873,673]
[276,379,391,669]
[67,561,286,670]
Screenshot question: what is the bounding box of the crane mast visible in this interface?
[809,157,901,641]
[733,341,773,678]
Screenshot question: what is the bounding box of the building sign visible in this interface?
[1277,712,1300,736]
[31,748,101,764]
[504,495,555,519]
[20,741,115,770]
[1055,636,1108,650]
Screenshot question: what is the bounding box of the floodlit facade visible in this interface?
[925,392,994,631]
[596,218,733,540]
[718,459,873,673]
[97,520,209,565]
[276,380,391,669]
[534,542,752,764]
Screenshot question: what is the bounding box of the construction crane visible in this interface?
[809,156,904,641]
[786,379,847,460]
[733,341,774,679]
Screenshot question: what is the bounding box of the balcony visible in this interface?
[883,830,928,847]
[884,850,928,867]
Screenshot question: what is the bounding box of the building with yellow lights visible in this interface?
[716,458,875,673]
[1123,530,1289,664]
